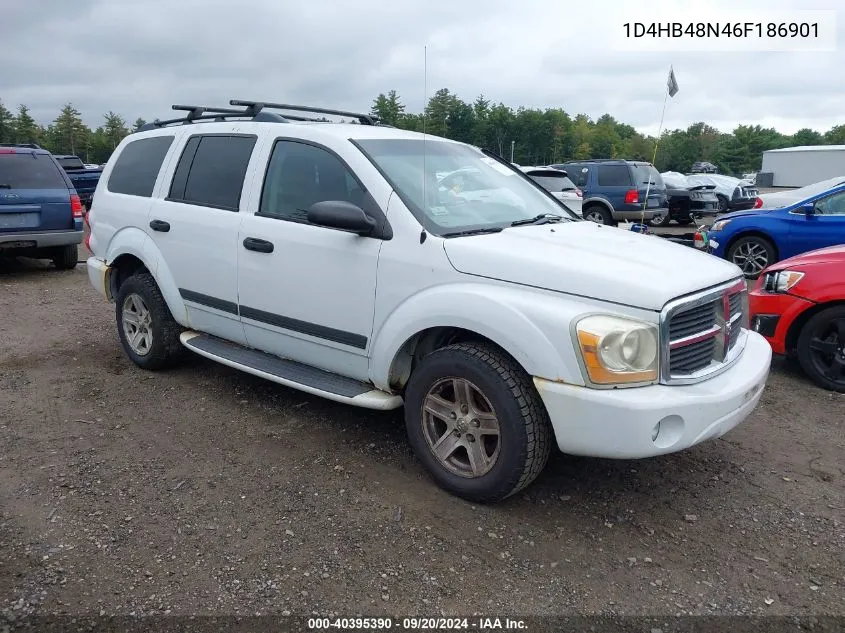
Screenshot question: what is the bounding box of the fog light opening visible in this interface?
[652,414,685,449]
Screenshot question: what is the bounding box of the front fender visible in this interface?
[104,227,188,325]
[369,283,592,391]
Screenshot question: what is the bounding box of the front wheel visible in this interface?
[726,235,776,278]
[796,305,845,393]
[716,194,729,213]
[404,342,552,503]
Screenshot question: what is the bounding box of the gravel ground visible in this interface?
[1,254,843,621]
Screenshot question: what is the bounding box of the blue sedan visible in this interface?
[709,182,845,277]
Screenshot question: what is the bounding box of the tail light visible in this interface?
[754,197,763,209]
[575,188,583,198]
[624,189,639,205]
[70,194,84,219]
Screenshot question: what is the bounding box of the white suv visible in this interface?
[86,101,772,502]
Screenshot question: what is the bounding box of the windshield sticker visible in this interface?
[430,206,450,216]
[480,157,515,176]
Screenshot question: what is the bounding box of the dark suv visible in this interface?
[0,144,84,269]
[549,159,667,225]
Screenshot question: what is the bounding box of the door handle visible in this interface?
[149,219,170,232]
[242,237,274,253]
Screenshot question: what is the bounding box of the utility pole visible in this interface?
[510,140,515,163]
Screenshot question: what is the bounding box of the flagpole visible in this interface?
[643,67,673,222]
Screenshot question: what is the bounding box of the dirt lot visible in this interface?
[1,255,843,621]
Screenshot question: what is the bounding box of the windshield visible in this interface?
[632,164,664,188]
[354,139,578,234]
[0,154,68,189]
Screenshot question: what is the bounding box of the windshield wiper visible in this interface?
[510,213,564,226]
[440,227,504,238]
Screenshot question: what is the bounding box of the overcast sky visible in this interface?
[1,0,841,136]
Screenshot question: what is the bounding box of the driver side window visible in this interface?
[814,191,845,215]
[259,140,365,222]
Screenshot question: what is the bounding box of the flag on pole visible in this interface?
[667,66,679,97]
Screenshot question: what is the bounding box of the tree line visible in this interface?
[2,92,843,174]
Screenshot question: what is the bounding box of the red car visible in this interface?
[749,245,845,392]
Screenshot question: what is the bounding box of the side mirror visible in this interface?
[308,200,376,235]
[801,202,815,216]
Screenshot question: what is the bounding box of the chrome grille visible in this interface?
[661,280,749,384]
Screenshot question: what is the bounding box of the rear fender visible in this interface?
[105,227,188,325]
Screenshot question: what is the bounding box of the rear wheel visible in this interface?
[726,235,776,278]
[115,272,186,370]
[404,342,552,503]
[52,245,78,270]
[716,194,730,213]
[583,205,613,225]
[796,305,845,393]
[649,212,671,227]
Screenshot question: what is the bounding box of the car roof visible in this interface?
[0,144,51,156]
[126,120,463,145]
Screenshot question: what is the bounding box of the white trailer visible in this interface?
[761,145,845,188]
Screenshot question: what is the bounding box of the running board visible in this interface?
[180,331,403,410]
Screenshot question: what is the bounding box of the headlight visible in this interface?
[711,219,732,231]
[763,270,804,293]
[575,315,659,386]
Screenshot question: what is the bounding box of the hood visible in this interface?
[442,222,742,311]
[714,208,773,222]
[768,244,845,270]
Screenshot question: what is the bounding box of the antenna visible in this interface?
[422,45,428,217]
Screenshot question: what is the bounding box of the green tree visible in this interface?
[370,90,405,126]
[824,125,845,144]
[13,105,40,145]
[103,111,129,150]
[49,104,90,156]
[791,128,823,146]
[131,117,147,133]
[0,100,14,144]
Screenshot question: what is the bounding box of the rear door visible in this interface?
[0,152,72,232]
[147,133,258,345]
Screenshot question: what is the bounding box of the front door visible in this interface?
[787,190,845,259]
[236,138,383,382]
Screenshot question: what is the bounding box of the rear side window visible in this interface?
[597,165,633,187]
[108,136,174,197]
[526,171,577,192]
[168,135,257,211]
[0,154,67,189]
[565,165,588,188]
[55,156,84,170]
[632,164,664,188]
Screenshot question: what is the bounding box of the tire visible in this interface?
[649,212,671,227]
[796,305,845,393]
[52,245,78,270]
[404,342,552,503]
[726,235,776,278]
[716,195,729,213]
[583,205,613,226]
[115,272,186,370]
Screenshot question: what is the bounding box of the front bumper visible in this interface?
[748,288,815,355]
[533,331,772,459]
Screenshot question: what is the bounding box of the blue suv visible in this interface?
[0,144,84,269]
[549,159,668,225]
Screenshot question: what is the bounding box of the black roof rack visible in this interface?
[135,100,383,132]
[0,142,42,149]
[230,100,379,125]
